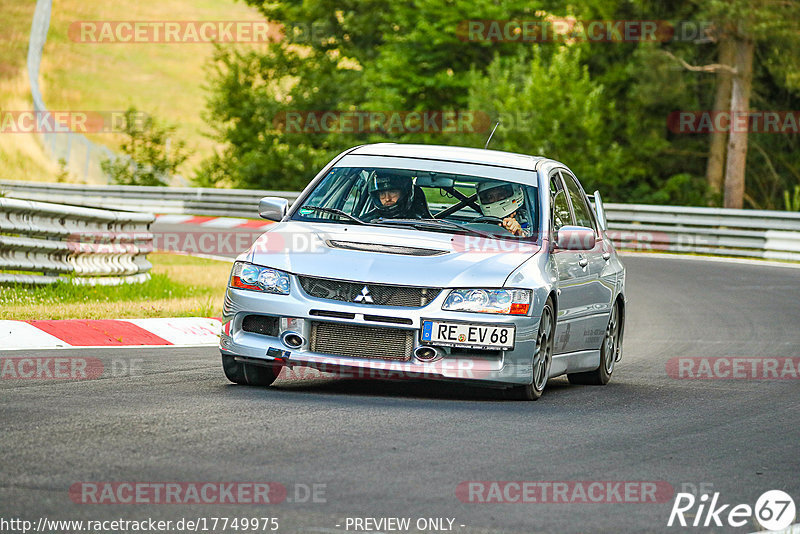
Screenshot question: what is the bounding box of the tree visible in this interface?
[102,108,187,186]
[199,0,797,209]
[723,35,753,209]
[197,0,551,190]
[706,38,734,199]
[666,0,800,208]
[459,47,627,197]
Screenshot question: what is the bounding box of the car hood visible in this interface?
[243,221,540,288]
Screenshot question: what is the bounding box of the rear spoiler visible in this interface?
[587,190,608,231]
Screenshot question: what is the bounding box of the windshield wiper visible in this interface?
[301,206,368,225]
[418,218,499,239]
[375,218,496,239]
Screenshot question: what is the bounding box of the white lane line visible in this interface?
[155,214,194,224]
[200,218,250,228]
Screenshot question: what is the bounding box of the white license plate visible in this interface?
[421,321,515,350]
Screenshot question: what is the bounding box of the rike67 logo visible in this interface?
[668,489,796,531]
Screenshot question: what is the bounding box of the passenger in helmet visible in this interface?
[366,171,431,219]
[476,181,530,236]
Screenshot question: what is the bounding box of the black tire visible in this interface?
[222,353,282,386]
[568,301,620,386]
[505,298,555,401]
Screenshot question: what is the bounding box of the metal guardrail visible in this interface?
[0,197,155,285]
[1,180,799,262]
[0,180,299,219]
[604,203,800,262]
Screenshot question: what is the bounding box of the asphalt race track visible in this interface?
[1,255,799,534]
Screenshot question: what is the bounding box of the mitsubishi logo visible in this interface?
[354,286,373,303]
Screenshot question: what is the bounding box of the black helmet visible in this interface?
[367,171,414,218]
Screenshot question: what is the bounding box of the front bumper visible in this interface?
[219,280,541,387]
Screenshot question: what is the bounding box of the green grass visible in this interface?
[0,1,61,181]
[0,0,34,80]
[41,0,266,175]
[3,272,196,305]
[0,252,233,320]
[0,0,266,183]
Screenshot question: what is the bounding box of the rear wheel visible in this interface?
[505,298,554,401]
[568,301,619,386]
[222,354,282,386]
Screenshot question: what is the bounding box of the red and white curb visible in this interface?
[0,317,221,351]
[155,214,272,230]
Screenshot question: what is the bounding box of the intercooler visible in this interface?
[309,321,414,361]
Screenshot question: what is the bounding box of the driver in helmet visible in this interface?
[476,181,530,237]
[366,170,429,220]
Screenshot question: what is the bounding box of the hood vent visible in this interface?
[326,240,448,256]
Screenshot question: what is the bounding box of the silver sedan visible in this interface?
[219,143,626,400]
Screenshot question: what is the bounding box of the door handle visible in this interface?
[578,257,589,268]
[602,252,611,261]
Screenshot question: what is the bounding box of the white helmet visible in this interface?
[476,181,525,218]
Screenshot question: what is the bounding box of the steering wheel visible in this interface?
[469,215,504,225]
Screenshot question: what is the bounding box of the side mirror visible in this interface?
[258,197,289,221]
[556,225,596,251]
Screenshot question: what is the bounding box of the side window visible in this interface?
[550,172,572,231]
[560,171,595,231]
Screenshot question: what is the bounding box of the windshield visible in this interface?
[292,166,540,240]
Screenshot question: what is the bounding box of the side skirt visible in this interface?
[550,349,601,378]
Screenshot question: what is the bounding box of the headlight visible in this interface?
[442,289,531,315]
[229,262,291,295]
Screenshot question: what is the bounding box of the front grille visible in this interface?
[298,276,440,307]
[309,309,356,320]
[309,321,414,361]
[363,314,413,325]
[241,315,279,336]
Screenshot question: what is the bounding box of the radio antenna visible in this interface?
[484,121,500,150]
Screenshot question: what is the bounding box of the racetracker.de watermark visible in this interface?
[666,357,800,380]
[0,110,148,134]
[68,230,549,257]
[457,19,711,43]
[456,481,674,503]
[0,357,103,380]
[272,110,492,134]
[668,111,800,134]
[69,482,287,504]
[606,230,722,253]
[0,357,146,380]
[68,228,719,257]
[66,231,258,257]
[68,21,282,43]
[271,360,501,381]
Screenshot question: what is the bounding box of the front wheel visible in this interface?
[222,354,282,386]
[505,298,554,401]
[568,301,620,386]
